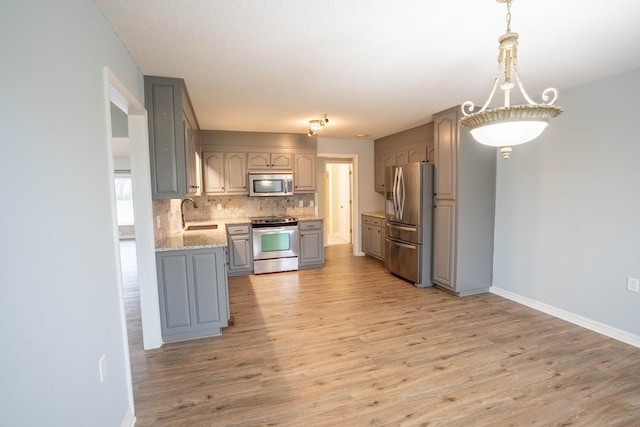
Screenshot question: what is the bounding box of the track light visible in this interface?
[307,114,329,137]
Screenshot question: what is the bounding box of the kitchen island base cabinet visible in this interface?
[156,247,229,343]
[298,220,324,269]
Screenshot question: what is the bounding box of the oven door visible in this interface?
[252,226,299,260]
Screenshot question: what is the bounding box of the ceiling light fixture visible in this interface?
[460,0,562,159]
[307,114,329,137]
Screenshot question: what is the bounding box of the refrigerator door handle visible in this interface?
[392,167,399,219]
[398,167,405,220]
[387,223,418,233]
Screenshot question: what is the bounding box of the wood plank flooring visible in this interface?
[122,242,640,426]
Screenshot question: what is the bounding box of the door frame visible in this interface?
[317,153,359,255]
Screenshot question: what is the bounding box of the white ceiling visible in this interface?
[97,0,640,140]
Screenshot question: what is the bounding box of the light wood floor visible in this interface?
[121,242,640,426]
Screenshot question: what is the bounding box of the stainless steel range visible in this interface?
[251,216,299,274]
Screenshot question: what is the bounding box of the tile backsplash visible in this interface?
[152,194,317,245]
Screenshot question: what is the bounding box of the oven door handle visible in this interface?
[253,226,297,233]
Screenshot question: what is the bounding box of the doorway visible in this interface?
[324,160,353,246]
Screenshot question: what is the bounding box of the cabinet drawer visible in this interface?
[226,224,250,235]
[362,215,372,225]
[299,220,322,230]
[371,217,384,227]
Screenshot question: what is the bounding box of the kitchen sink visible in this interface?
[184,224,218,231]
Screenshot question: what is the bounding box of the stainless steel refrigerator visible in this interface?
[384,162,434,287]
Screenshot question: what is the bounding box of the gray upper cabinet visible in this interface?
[374,123,434,193]
[248,152,292,170]
[202,151,225,194]
[202,151,248,195]
[225,152,248,193]
[144,75,200,199]
[156,247,229,342]
[432,106,496,296]
[374,154,386,192]
[434,109,457,200]
[293,153,316,192]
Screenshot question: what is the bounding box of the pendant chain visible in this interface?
[505,0,512,33]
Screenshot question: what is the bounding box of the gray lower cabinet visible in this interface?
[156,247,229,343]
[299,219,324,268]
[362,214,384,260]
[226,224,253,276]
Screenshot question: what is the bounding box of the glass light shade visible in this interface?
[309,120,322,130]
[470,120,548,147]
[461,104,562,147]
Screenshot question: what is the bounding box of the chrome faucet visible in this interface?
[180,198,198,229]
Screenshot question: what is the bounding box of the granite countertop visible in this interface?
[361,211,386,219]
[155,216,323,252]
[156,218,251,252]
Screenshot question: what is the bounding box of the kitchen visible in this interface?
[4,1,640,427]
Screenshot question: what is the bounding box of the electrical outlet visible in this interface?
[216,203,222,211]
[98,354,107,383]
[309,200,314,207]
[298,200,304,207]
[627,277,639,293]
[156,215,161,229]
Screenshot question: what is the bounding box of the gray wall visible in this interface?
[493,68,640,337]
[110,102,129,138]
[1,0,143,425]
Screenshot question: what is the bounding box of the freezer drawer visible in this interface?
[385,237,421,285]
[386,222,421,245]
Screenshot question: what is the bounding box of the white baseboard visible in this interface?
[121,405,136,427]
[490,286,640,349]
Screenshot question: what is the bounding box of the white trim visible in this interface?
[120,405,136,427]
[490,286,640,348]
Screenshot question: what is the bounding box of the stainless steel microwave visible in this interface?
[248,171,294,196]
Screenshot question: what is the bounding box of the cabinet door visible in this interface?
[146,79,185,198]
[434,109,458,200]
[374,155,386,192]
[191,250,227,329]
[248,153,270,170]
[371,225,384,259]
[270,153,293,169]
[203,152,225,194]
[408,147,426,163]
[228,234,252,271]
[433,200,456,290]
[157,253,192,334]
[384,153,397,169]
[184,119,201,195]
[225,152,247,194]
[293,153,316,192]
[396,150,409,166]
[300,230,323,265]
[362,220,372,254]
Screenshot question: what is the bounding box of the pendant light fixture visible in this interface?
[460,0,562,159]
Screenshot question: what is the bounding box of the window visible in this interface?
[114,172,134,226]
